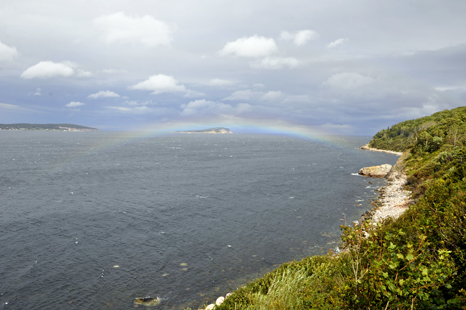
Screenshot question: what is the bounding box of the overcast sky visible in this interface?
[1,0,466,134]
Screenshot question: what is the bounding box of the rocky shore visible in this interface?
[370,173,412,224]
[197,149,412,309]
[360,151,413,225]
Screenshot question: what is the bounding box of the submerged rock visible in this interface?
[133,297,161,307]
[358,164,392,178]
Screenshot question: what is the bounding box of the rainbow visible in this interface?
[32,117,366,179]
[116,116,341,145]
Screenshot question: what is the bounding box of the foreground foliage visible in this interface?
[212,107,466,309]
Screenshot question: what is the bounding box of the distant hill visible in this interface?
[175,127,232,134]
[0,123,99,131]
[368,106,466,152]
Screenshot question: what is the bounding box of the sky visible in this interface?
[1,0,466,135]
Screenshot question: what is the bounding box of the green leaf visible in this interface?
[422,267,429,276]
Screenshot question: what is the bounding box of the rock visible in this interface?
[205,304,215,310]
[358,164,392,178]
[133,297,161,306]
[216,296,225,305]
[225,293,232,298]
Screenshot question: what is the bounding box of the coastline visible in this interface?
[360,143,403,156]
[198,148,412,310]
[361,150,412,225]
[370,172,412,224]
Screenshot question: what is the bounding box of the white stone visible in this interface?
[205,304,215,310]
[216,296,225,305]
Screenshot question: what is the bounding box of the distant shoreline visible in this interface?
[173,127,232,134]
[359,143,402,156]
[0,123,99,132]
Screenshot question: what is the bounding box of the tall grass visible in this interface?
[242,268,311,310]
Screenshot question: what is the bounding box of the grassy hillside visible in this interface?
[368,106,466,152]
[200,107,466,309]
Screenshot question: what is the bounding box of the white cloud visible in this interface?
[280,30,319,46]
[0,40,18,62]
[108,106,131,111]
[327,38,349,48]
[77,70,93,77]
[94,12,173,47]
[251,57,300,69]
[184,90,205,98]
[223,90,260,101]
[219,35,277,58]
[21,61,75,79]
[107,106,152,113]
[325,73,374,89]
[88,90,120,99]
[261,91,283,101]
[123,100,140,106]
[209,78,237,86]
[181,99,250,116]
[129,74,187,94]
[66,101,85,108]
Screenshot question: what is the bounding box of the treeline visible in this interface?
[204,107,466,309]
[369,106,466,152]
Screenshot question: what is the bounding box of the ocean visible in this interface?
[0,132,399,309]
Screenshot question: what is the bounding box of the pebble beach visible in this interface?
[371,173,412,224]
[360,145,412,224]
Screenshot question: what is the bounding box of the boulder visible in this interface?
[205,304,215,310]
[133,297,160,306]
[216,296,225,305]
[358,164,392,178]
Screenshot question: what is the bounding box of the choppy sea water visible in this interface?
[0,132,399,309]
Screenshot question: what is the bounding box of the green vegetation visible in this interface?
[204,107,466,309]
[0,123,98,131]
[368,106,466,152]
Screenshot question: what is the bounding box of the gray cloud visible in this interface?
[1,0,465,134]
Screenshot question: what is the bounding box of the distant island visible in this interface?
[174,127,233,134]
[0,123,99,132]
